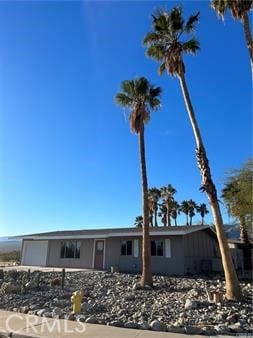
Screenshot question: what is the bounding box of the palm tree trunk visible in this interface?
[139,124,153,287]
[186,213,189,226]
[239,216,249,244]
[242,12,253,78]
[167,204,171,226]
[178,70,242,300]
[201,216,204,225]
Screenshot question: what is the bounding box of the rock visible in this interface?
[201,326,217,335]
[42,311,52,318]
[52,307,63,318]
[109,320,124,327]
[214,324,229,334]
[133,283,142,291]
[76,315,86,323]
[124,294,135,301]
[185,325,202,334]
[81,302,90,312]
[66,313,76,321]
[150,319,167,332]
[37,309,47,317]
[184,299,197,310]
[124,321,138,329]
[138,321,150,330]
[167,326,186,334]
[228,323,245,333]
[85,316,98,324]
[20,306,29,314]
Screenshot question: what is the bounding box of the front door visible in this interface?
[94,240,104,269]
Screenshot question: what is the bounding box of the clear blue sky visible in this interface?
[0,1,252,236]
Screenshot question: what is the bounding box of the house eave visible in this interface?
[16,225,210,241]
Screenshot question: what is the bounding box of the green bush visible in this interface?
[0,251,20,262]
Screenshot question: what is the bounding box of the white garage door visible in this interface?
[22,240,48,266]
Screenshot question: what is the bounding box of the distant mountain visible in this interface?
[0,238,21,253]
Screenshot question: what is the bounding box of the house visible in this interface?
[18,225,222,275]
[228,239,253,274]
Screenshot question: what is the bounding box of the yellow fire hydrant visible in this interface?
[71,290,83,314]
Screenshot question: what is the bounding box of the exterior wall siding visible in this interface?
[46,239,94,268]
[183,230,222,274]
[22,229,221,275]
[106,235,184,275]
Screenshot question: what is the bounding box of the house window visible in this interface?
[151,240,164,256]
[121,240,132,256]
[60,241,81,259]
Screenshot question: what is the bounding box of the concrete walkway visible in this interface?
[0,310,236,338]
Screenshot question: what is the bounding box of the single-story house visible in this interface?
[17,225,222,275]
[228,239,253,273]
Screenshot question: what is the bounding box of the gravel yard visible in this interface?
[0,269,252,335]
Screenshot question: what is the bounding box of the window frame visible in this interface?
[151,239,164,257]
[120,240,133,256]
[60,240,81,259]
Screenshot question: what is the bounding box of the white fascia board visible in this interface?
[21,226,210,240]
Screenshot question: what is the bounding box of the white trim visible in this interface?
[165,239,171,258]
[133,239,139,258]
[92,239,106,270]
[20,226,210,241]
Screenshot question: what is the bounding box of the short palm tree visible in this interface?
[158,203,167,226]
[115,77,161,287]
[188,199,197,226]
[180,200,190,226]
[143,6,242,300]
[222,181,249,244]
[160,184,177,226]
[148,187,161,227]
[197,203,209,225]
[134,216,143,228]
[211,0,253,77]
[171,200,180,226]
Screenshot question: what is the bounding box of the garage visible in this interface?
[21,240,48,266]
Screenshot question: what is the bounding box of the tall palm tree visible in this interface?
[115,77,161,287]
[180,200,190,226]
[148,187,161,227]
[148,195,154,227]
[134,216,143,228]
[143,7,242,300]
[170,200,180,226]
[160,184,177,226]
[211,0,253,77]
[197,203,209,225]
[188,199,197,226]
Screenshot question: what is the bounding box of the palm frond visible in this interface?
[135,77,149,97]
[182,38,200,55]
[146,44,164,61]
[170,7,184,33]
[121,80,135,98]
[115,93,132,107]
[211,0,227,18]
[158,62,166,75]
[149,97,161,110]
[143,32,160,45]
[185,12,200,33]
